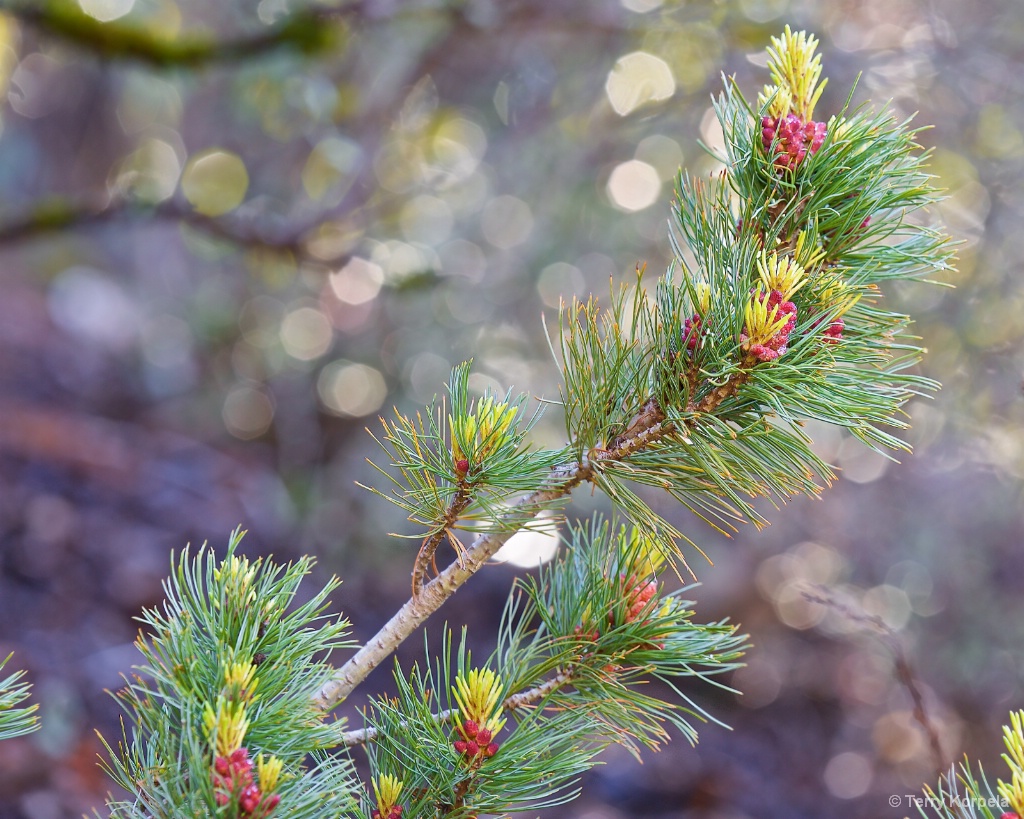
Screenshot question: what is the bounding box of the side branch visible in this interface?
[314,479,585,712]
[600,364,753,462]
[338,671,573,747]
[411,486,473,596]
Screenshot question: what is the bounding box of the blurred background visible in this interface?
[0,0,1019,817]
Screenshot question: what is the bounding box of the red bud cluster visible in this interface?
[452,719,499,761]
[681,314,705,352]
[624,576,657,623]
[821,317,844,344]
[371,806,403,819]
[744,289,798,362]
[761,114,826,171]
[211,748,280,817]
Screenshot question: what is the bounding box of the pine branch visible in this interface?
[315,358,762,712]
[91,26,961,818]
[100,532,362,818]
[354,533,744,818]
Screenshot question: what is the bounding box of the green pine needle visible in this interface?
[0,654,39,742]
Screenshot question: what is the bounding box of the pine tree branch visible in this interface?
[314,369,753,712]
[338,670,572,747]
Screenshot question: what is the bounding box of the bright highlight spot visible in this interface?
[48,266,138,349]
[79,0,135,22]
[621,0,663,10]
[836,437,890,484]
[607,160,661,211]
[223,386,274,440]
[279,306,333,361]
[536,262,585,308]
[492,514,560,567]
[115,137,181,202]
[823,751,872,799]
[318,361,387,418]
[635,134,684,179]
[862,584,912,631]
[181,149,249,216]
[605,51,675,116]
[330,257,384,305]
[481,195,533,249]
[432,116,487,181]
[302,137,360,202]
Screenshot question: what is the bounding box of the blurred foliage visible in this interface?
[0,0,1021,817]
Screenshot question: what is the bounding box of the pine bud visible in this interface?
[371,773,404,819]
[822,317,844,344]
[239,783,261,813]
[451,667,507,763]
[741,288,797,362]
[681,314,704,351]
[761,113,826,171]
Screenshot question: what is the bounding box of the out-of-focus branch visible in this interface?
[0,196,352,264]
[0,1,347,68]
[803,586,947,779]
[2,1,648,71]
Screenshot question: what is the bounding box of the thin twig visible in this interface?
[0,196,352,264]
[411,486,473,597]
[338,670,573,747]
[802,586,946,779]
[312,479,584,712]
